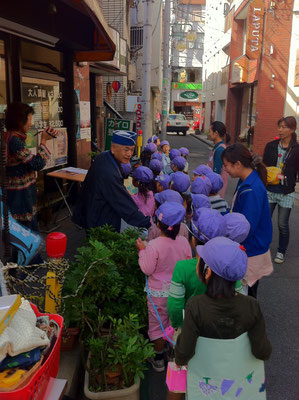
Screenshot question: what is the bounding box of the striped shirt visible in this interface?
[209,194,229,213]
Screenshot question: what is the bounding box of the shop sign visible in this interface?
[246,0,265,60]
[173,82,202,90]
[180,91,198,99]
[104,118,133,150]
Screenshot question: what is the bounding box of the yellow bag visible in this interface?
[266,167,281,185]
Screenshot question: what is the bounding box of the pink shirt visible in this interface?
[132,191,155,217]
[138,236,192,291]
[148,221,189,241]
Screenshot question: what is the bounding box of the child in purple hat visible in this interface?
[170,171,190,194]
[179,147,190,173]
[152,152,162,162]
[169,148,181,161]
[149,159,163,178]
[161,141,172,175]
[224,212,250,243]
[132,166,155,217]
[144,142,157,154]
[170,156,187,173]
[191,194,211,212]
[156,175,171,192]
[192,164,213,181]
[148,135,160,147]
[168,210,242,330]
[174,237,271,370]
[136,202,191,372]
[121,162,132,178]
[205,171,229,213]
[191,175,212,196]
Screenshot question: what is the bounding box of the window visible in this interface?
[0,40,7,113]
[130,27,143,50]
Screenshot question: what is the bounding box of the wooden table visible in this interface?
[46,168,87,227]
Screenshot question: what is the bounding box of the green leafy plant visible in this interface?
[88,314,155,392]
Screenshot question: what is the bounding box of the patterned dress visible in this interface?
[5,131,50,226]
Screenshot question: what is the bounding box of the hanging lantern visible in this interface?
[112,81,121,93]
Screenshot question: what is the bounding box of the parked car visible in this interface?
[167,114,190,136]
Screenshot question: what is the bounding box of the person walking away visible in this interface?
[171,237,271,400]
[208,121,229,198]
[73,130,151,232]
[263,116,299,264]
[131,166,155,217]
[222,144,273,298]
[5,102,56,230]
[136,202,191,372]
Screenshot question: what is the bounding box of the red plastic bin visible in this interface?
[0,303,63,400]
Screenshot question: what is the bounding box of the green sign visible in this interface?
[104,118,133,150]
[172,82,202,90]
[180,91,198,99]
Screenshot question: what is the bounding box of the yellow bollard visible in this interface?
[45,271,61,314]
[137,130,143,158]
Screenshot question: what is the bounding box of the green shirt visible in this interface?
[167,258,243,328]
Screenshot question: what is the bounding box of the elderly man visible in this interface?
[73,130,151,231]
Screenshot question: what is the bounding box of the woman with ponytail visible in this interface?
[222,143,273,298]
[263,116,299,264]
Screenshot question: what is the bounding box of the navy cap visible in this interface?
[121,162,132,177]
[196,237,248,281]
[191,208,227,243]
[155,189,183,205]
[149,159,163,173]
[205,172,224,193]
[156,175,171,190]
[193,165,213,176]
[132,166,154,183]
[144,143,157,153]
[112,130,137,146]
[171,171,190,193]
[191,194,211,212]
[169,149,181,161]
[152,152,162,161]
[148,135,159,143]
[156,202,186,227]
[224,212,250,243]
[191,175,212,196]
[171,156,187,171]
[179,147,189,156]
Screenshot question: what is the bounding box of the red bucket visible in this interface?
[46,232,67,259]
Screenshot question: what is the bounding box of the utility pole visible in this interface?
[141,0,153,144]
[161,0,171,141]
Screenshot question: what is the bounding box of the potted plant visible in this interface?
[84,314,155,399]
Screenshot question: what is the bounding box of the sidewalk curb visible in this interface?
[190,134,213,148]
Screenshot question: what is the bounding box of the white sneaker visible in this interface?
[274,252,285,264]
[148,357,165,372]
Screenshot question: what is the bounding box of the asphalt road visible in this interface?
[59,133,299,399]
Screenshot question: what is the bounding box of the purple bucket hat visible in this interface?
[179,147,189,156]
[224,212,250,243]
[121,162,132,177]
[191,194,211,212]
[144,142,157,153]
[191,175,212,196]
[196,237,248,281]
[169,149,181,161]
[148,135,159,143]
[152,152,162,161]
[156,175,171,190]
[171,156,187,171]
[155,202,186,227]
[160,140,170,147]
[132,166,154,183]
[193,165,213,176]
[205,172,224,193]
[191,208,227,243]
[149,159,163,173]
[171,172,190,193]
[155,189,183,205]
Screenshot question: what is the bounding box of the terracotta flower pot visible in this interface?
[61,327,80,351]
[97,365,122,386]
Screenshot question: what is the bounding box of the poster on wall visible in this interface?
[33,127,68,169]
[79,101,91,140]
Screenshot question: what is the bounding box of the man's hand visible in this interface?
[136,237,145,251]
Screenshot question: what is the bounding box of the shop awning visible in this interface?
[72,0,116,62]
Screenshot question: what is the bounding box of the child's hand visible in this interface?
[136,237,145,251]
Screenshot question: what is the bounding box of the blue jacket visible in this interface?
[232,170,272,257]
[73,151,151,231]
